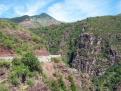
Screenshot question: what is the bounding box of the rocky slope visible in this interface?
[26,60,94,91]
[10,13,61,28]
[71,32,120,76]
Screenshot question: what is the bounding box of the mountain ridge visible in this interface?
[0,13,61,28]
[11,13,61,28]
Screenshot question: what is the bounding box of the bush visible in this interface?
[48,76,67,91]
[10,74,20,86]
[10,53,41,86]
[0,61,11,68]
[21,53,40,72]
[27,79,34,87]
[94,64,121,91]
[12,58,21,66]
[58,76,67,91]
[0,84,9,91]
[10,61,30,84]
[13,64,30,83]
[49,80,60,91]
[68,75,77,91]
[51,58,61,63]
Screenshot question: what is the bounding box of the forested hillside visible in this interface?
[29,15,121,90]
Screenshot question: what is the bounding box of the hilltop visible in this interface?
[8,13,61,28]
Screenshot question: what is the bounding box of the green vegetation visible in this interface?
[10,13,60,27]
[10,53,41,86]
[0,84,9,91]
[10,74,20,86]
[49,80,61,91]
[0,20,19,29]
[0,13,121,91]
[0,61,11,68]
[0,20,45,55]
[68,75,77,91]
[58,76,68,91]
[48,76,67,91]
[51,57,62,63]
[43,72,77,91]
[27,79,34,87]
[29,15,121,64]
[30,23,82,54]
[94,64,121,91]
[21,53,41,72]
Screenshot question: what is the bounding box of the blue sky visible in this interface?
[0,0,120,22]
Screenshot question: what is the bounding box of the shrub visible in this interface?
[68,75,77,91]
[48,76,67,91]
[0,61,11,68]
[10,74,20,86]
[49,80,60,91]
[21,52,40,72]
[58,76,67,91]
[27,79,34,87]
[51,58,61,63]
[10,62,30,84]
[0,84,9,91]
[12,58,21,66]
[10,53,41,86]
[94,64,121,91]
[13,64,30,83]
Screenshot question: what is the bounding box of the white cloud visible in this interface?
[14,0,53,16]
[47,0,111,22]
[47,3,69,21]
[0,4,9,15]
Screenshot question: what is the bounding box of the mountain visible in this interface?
[29,15,121,90]
[10,13,61,28]
[0,13,121,91]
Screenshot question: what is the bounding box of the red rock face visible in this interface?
[35,49,50,56]
[0,47,15,57]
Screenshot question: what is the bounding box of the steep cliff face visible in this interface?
[71,32,120,76]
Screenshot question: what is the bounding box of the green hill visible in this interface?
[0,20,46,55]
[9,13,61,28]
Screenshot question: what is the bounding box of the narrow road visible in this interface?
[0,55,61,62]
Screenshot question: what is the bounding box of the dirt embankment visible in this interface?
[0,46,15,57]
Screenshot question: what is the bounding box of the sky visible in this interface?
[0,0,120,22]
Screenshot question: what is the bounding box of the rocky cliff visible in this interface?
[71,32,121,77]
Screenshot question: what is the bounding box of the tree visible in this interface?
[21,52,40,72]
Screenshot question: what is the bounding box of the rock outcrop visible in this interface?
[71,33,120,76]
